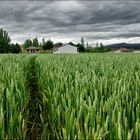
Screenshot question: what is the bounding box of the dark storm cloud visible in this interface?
[0,1,140,44]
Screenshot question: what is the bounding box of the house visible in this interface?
[114,48,133,53]
[120,48,133,52]
[26,46,40,53]
[53,44,78,53]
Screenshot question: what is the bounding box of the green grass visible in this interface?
[0,54,30,139]
[0,53,140,139]
[36,53,140,139]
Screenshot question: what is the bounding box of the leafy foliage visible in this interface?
[85,46,111,53]
[10,43,21,53]
[0,28,21,53]
[0,28,11,53]
[76,43,85,52]
[33,38,39,47]
[42,39,54,50]
[24,39,32,48]
[54,42,63,48]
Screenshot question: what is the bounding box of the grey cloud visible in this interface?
[0,1,140,44]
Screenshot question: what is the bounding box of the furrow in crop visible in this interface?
[25,56,43,139]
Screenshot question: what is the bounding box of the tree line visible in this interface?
[0,28,111,53]
[0,28,21,53]
[67,38,111,53]
[23,37,86,52]
[24,37,110,53]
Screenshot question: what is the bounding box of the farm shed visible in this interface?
[26,46,40,53]
[53,44,79,53]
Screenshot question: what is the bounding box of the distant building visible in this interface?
[114,48,133,53]
[26,46,40,53]
[53,44,78,53]
[120,48,133,52]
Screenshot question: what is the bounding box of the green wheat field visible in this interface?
[0,53,140,139]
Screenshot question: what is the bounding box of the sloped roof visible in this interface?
[26,46,40,50]
[54,44,76,49]
[53,43,63,48]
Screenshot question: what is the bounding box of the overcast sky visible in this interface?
[0,1,140,45]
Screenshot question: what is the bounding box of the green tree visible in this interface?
[42,39,54,50]
[76,43,85,52]
[9,43,21,53]
[24,39,32,48]
[100,42,104,48]
[68,42,76,46]
[96,42,99,48]
[42,38,45,46]
[53,42,63,48]
[87,42,89,48]
[0,28,11,53]
[33,37,39,47]
[81,37,84,47]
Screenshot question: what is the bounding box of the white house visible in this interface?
[53,44,79,53]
